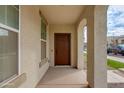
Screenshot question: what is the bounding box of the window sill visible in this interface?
[0,23,19,33]
[40,39,47,42]
[0,74,17,87]
[39,58,49,68]
[1,73,26,88]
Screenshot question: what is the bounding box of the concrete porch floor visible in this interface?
[36,67,124,88]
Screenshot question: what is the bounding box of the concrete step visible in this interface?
[108,83,124,88]
[37,84,88,88]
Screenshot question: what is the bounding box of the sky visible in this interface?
[107,5,124,36]
[84,26,87,43]
[84,6,124,42]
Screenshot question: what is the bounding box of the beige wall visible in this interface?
[49,24,77,67]
[19,6,49,88]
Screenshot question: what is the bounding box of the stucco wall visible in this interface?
[76,6,108,87]
[19,6,49,88]
[49,24,77,67]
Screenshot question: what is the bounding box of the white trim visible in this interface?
[55,65,71,68]
[41,39,47,42]
[18,5,21,75]
[0,23,18,33]
[0,74,18,87]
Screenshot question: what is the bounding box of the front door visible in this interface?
[54,33,70,66]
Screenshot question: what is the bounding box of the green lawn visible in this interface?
[107,59,124,69]
[83,53,124,69]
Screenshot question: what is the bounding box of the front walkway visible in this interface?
[37,67,88,88]
[37,67,124,88]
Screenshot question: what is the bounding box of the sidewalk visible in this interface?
[107,55,124,63]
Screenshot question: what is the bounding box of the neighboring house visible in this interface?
[107,35,124,46]
[0,5,108,88]
[118,35,124,44]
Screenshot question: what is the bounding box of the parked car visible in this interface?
[107,44,124,56]
[107,46,113,54]
[113,44,124,56]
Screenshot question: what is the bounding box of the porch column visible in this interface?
[87,6,108,88]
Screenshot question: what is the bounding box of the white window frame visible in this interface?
[41,37,47,60]
[41,17,47,63]
[0,5,20,87]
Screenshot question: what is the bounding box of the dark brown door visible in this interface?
[54,33,70,66]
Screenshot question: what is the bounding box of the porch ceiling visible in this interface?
[40,5,85,24]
